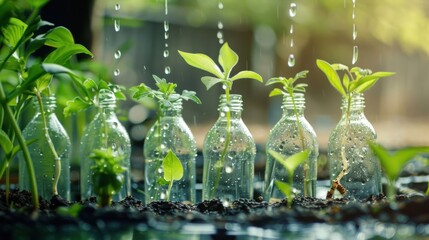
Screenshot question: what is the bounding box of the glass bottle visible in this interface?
[202,94,256,202]
[80,89,131,201]
[144,99,197,204]
[328,92,382,199]
[264,93,318,202]
[19,95,71,200]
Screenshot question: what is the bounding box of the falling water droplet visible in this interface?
[114,69,120,76]
[290,24,294,34]
[164,32,169,40]
[353,24,357,40]
[289,3,297,18]
[217,31,223,39]
[165,66,171,75]
[164,21,169,32]
[218,2,224,10]
[165,0,168,15]
[290,38,294,47]
[115,3,120,11]
[352,45,358,65]
[114,50,121,59]
[163,50,169,58]
[218,21,224,29]
[219,39,224,44]
[288,54,295,67]
[114,20,120,32]
[352,9,356,20]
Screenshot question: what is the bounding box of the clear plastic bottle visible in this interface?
[80,89,131,201]
[144,99,197,204]
[202,94,255,202]
[328,92,382,199]
[264,93,318,202]
[19,95,71,200]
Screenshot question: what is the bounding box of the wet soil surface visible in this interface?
[1,189,429,233]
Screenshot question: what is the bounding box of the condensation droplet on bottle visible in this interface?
[218,21,223,29]
[114,50,121,59]
[114,20,120,32]
[222,84,227,90]
[163,50,169,58]
[225,166,232,173]
[289,3,297,18]
[164,66,171,75]
[114,69,120,76]
[220,137,225,143]
[163,123,170,130]
[352,45,358,65]
[218,2,224,10]
[114,3,120,11]
[288,54,295,67]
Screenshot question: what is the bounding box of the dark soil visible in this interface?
[1,189,429,230]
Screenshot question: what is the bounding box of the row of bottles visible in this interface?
[18,89,381,203]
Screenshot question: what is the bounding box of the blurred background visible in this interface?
[38,0,429,189]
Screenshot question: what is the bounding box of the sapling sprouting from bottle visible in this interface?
[264,71,318,200]
[268,150,310,208]
[179,43,263,200]
[130,74,200,203]
[316,59,395,199]
[90,148,126,207]
[369,142,429,202]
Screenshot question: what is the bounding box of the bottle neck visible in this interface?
[218,94,243,118]
[282,92,305,116]
[34,95,56,114]
[98,89,117,111]
[341,93,365,114]
[161,99,183,117]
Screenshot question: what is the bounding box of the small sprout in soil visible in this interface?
[266,70,311,196]
[316,59,395,199]
[178,42,262,198]
[269,149,310,208]
[157,150,184,201]
[90,148,126,207]
[369,142,429,202]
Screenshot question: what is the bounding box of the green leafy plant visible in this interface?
[369,143,429,202]
[316,59,395,199]
[130,74,200,200]
[90,148,126,207]
[178,42,263,197]
[269,150,310,208]
[265,70,311,196]
[0,0,92,208]
[157,150,184,201]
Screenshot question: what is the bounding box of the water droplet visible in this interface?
[219,39,224,44]
[114,69,120,76]
[164,21,169,32]
[217,31,223,39]
[220,137,225,143]
[225,166,232,173]
[163,50,169,58]
[352,45,358,65]
[218,2,224,10]
[290,24,294,34]
[165,43,168,48]
[353,24,357,40]
[164,32,169,40]
[114,50,121,59]
[114,20,120,32]
[289,3,297,18]
[113,122,119,128]
[163,123,170,130]
[144,66,147,70]
[290,38,294,48]
[164,66,171,75]
[165,0,168,15]
[288,54,295,67]
[218,21,223,29]
[222,84,227,90]
[114,3,120,11]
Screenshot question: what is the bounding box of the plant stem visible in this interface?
[99,193,112,207]
[327,94,351,199]
[387,179,396,202]
[210,88,231,199]
[154,107,163,200]
[166,179,173,201]
[35,91,61,196]
[0,86,39,208]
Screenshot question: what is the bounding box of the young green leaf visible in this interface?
[201,76,224,90]
[316,59,346,96]
[44,26,75,48]
[0,129,13,154]
[275,180,293,197]
[230,70,263,82]
[162,150,184,182]
[219,42,239,78]
[1,17,27,49]
[268,88,283,97]
[268,149,310,175]
[178,50,224,79]
[181,90,202,104]
[64,97,91,116]
[43,44,93,65]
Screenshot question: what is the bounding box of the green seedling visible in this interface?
[316,59,395,199]
[178,42,262,198]
[369,143,429,202]
[157,150,184,201]
[90,148,126,207]
[266,70,311,196]
[269,150,310,208]
[130,74,200,200]
[0,1,92,208]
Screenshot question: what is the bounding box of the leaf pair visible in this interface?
[178,42,263,91]
[266,70,309,97]
[316,59,395,96]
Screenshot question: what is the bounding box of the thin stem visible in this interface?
[35,91,61,196]
[6,161,10,205]
[166,179,173,201]
[154,107,163,201]
[210,88,231,199]
[387,179,396,202]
